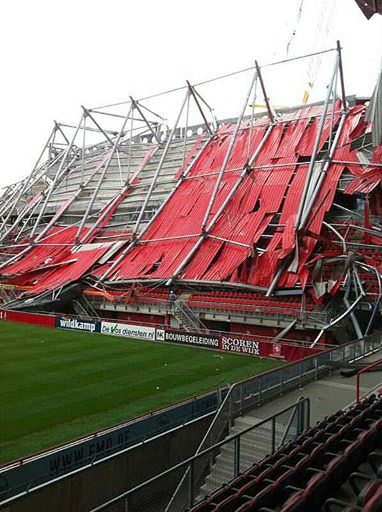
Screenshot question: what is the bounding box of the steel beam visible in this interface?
[166,121,274,286]
[75,105,133,242]
[81,106,116,145]
[98,134,213,283]
[132,89,189,237]
[30,114,84,240]
[129,97,161,145]
[186,81,213,135]
[201,69,259,232]
[255,61,275,123]
[294,54,339,231]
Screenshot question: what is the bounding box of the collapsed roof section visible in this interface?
[0,44,381,343]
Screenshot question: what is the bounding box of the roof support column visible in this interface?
[294,53,339,232]
[132,89,189,237]
[129,97,162,146]
[166,120,275,287]
[30,114,84,239]
[75,105,133,243]
[98,133,214,283]
[200,69,259,232]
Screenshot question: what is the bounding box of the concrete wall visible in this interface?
[1,415,212,512]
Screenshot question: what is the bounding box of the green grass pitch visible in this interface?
[0,321,282,464]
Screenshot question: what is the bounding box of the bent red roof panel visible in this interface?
[103,102,377,294]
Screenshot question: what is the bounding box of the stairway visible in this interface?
[73,294,100,319]
[198,415,292,500]
[173,300,207,331]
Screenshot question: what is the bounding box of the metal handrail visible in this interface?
[278,397,306,449]
[356,358,382,402]
[88,294,329,326]
[90,398,310,512]
[173,300,206,330]
[1,328,380,507]
[166,330,382,511]
[28,306,321,348]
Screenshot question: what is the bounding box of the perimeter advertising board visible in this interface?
[101,321,155,341]
[157,328,220,348]
[0,390,221,503]
[221,334,286,359]
[55,316,101,333]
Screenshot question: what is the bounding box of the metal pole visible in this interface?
[127,106,134,183]
[298,112,347,230]
[181,93,190,168]
[130,96,162,145]
[188,460,194,507]
[255,61,275,123]
[186,81,213,135]
[193,88,218,131]
[295,54,339,231]
[81,106,116,146]
[166,122,274,286]
[234,437,240,477]
[30,114,84,239]
[201,69,258,231]
[75,105,133,242]
[0,152,110,270]
[98,132,213,283]
[81,115,86,186]
[132,90,189,236]
[310,294,364,347]
[81,143,160,245]
[336,41,347,112]
[54,121,70,145]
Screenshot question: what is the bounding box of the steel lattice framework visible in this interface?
[1,42,381,345]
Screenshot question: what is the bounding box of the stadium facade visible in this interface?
[1,44,382,348]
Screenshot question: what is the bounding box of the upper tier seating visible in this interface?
[187,292,316,315]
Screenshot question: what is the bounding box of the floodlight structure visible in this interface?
[0,42,381,346]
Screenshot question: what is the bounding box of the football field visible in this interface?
[0,321,282,464]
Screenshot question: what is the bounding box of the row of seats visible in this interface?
[188,295,315,313]
[190,394,382,512]
[195,291,304,304]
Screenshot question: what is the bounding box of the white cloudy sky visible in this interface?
[0,0,381,189]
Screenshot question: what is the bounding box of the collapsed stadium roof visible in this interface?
[0,43,382,344]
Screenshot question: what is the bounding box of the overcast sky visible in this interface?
[0,0,381,190]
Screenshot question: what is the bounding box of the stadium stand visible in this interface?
[189,393,382,512]
[0,43,381,349]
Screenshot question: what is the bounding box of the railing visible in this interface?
[165,330,382,511]
[88,332,381,512]
[173,300,207,330]
[0,389,223,506]
[88,294,329,328]
[90,398,310,512]
[188,299,328,328]
[356,358,382,402]
[29,306,320,349]
[2,326,380,508]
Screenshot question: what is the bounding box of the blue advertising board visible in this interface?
[55,316,101,333]
[0,390,224,503]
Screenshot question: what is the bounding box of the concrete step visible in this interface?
[220,442,269,465]
[194,413,285,498]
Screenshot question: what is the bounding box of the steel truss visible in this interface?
[0,42,381,343]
